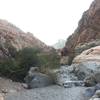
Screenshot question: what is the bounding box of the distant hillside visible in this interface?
[53,39,66,49]
[0,19,54,59]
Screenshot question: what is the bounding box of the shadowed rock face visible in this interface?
[0,19,54,59]
[62,0,100,64]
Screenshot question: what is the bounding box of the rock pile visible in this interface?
[54,66,84,88]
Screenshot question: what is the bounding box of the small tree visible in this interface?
[0,58,19,78]
[0,47,40,81]
[38,52,60,73]
[16,48,40,76]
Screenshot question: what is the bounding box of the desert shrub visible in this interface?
[38,52,60,73]
[0,48,40,81]
[16,48,39,69]
[0,58,19,80]
[0,47,60,82]
[14,48,40,80]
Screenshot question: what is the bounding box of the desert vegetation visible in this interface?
[0,47,60,81]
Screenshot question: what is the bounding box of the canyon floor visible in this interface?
[0,77,90,100]
[5,85,89,100]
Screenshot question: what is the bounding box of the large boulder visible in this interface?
[72,46,100,86]
[84,87,96,97]
[75,40,100,56]
[73,46,100,64]
[25,72,53,88]
[24,67,53,88]
[89,84,100,100]
[84,83,100,99]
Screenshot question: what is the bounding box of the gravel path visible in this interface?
[5,85,89,100]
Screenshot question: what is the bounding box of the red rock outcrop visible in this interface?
[0,19,54,59]
[62,0,100,64]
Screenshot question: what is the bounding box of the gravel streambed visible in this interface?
[5,85,89,100]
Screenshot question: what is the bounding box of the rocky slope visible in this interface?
[0,19,54,59]
[61,0,100,64]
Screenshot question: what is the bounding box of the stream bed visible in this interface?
[5,85,89,100]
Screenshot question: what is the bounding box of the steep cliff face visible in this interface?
[0,19,53,59]
[62,0,100,64]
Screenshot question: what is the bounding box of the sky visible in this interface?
[0,0,93,45]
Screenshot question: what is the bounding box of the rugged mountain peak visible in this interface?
[88,0,100,16]
[61,0,100,64]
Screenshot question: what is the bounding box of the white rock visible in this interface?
[9,89,17,93]
[93,98,100,100]
[95,90,100,97]
[0,94,4,100]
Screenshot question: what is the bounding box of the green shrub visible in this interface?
[0,58,19,79]
[0,48,40,81]
[16,48,39,69]
[15,48,40,81]
[0,47,60,82]
[38,52,60,73]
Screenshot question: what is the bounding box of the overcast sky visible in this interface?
[0,0,93,45]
